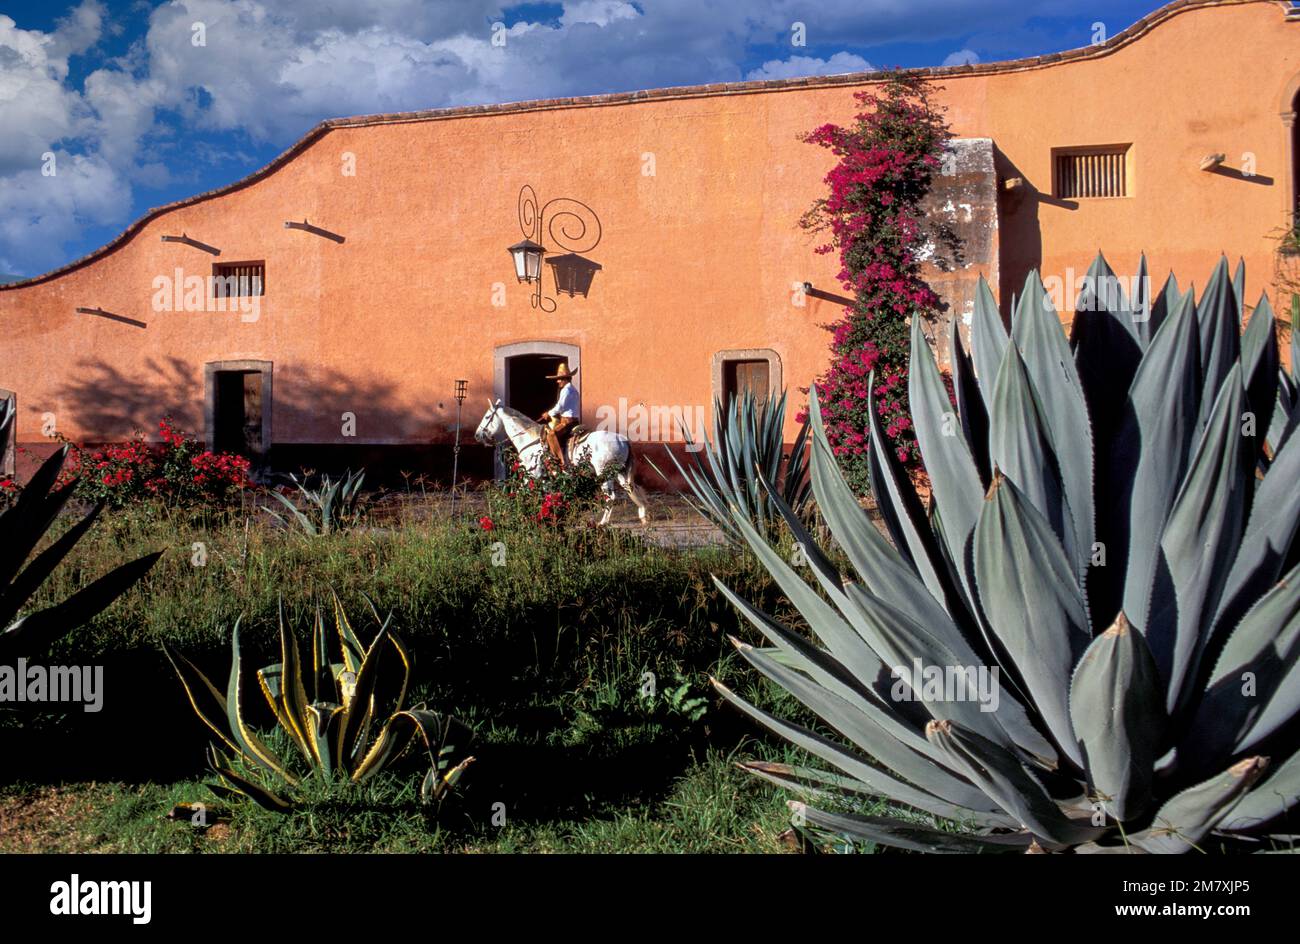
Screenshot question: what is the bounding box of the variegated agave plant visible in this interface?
[165,591,472,813]
[713,254,1300,853]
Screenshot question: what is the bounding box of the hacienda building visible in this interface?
[1,0,1298,483]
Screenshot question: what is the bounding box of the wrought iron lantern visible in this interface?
[507,239,546,283]
[508,185,602,312]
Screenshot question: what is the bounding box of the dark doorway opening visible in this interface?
[1292,91,1299,228]
[507,354,568,421]
[722,359,770,407]
[213,370,264,458]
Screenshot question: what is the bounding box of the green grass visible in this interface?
[4,500,862,852]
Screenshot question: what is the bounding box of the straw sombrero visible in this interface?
[546,362,578,380]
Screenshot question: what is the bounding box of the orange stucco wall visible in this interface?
[1,0,1297,474]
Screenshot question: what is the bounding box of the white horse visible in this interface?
[474,399,650,526]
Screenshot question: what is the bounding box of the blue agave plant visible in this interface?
[714,254,1299,853]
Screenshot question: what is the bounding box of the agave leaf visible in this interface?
[1218,749,1300,834]
[987,345,1077,574]
[950,316,991,481]
[1116,293,1202,635]
[225,622,298,786]
[0,551,162,657]
[731,636,1005,814]
[1240,294,1279,468]
[969,274,1009,405]
[1268,368,1298,456]
[837,580,1057,766]
[1011,268,1094,585]
[208,761,295,814]
[276,600,314,761]
[264,490,317,536]
[1195,258,1242,435]
[304,703,344,777]
[1196,564,1300,757]
[0,502,104,629]
[797,805,1032,853]
[712,576,902,720]
[1068,614,1166,821]
[857,384,956,615]
[163,642,242,758]
[909,317,985,585]
[713,678,1013,828]
[1214,426,1300,642]
[804,409,954,634]
[723,506,891,697]
[0,447,76,588]
[330,587,366,674]
[1132,757,1269,853]
[1149,363,1251,714]
[926,720,1104,847]
[973,473,1090,767]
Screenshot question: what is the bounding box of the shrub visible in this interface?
[798,72,951,490]
[62,418,251,509]
[490,442,610,527]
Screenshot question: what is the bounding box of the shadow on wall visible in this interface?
[42,358,495,486]
[993,144,1045,320]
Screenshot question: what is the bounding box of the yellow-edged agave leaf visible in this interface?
[225,622,298,787]
[163,643,242,758]
[255,664,312,763]
[209,760,295,814]
[330,587,366,674]
[277,602,313,757]
[337,622,395,768]
[1133,757,1269,853]
[304,702,343,775]
[352,708,458,785]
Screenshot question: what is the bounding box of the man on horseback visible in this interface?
[538,362,579,471]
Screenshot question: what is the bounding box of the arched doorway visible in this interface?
[491,342,581,477]
[493,341,581,419]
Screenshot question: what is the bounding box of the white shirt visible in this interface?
[548,383,579,419]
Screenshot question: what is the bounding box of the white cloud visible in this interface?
[0,0,1064,276]
[745,52,873,82]
[942,48,980,66]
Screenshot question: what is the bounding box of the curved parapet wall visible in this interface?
[0,0,1295,477]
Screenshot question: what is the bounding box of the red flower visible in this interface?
[479,516,494,531]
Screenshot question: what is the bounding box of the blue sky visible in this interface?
[0,0,1172,279]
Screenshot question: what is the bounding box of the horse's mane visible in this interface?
[497,405,539,429]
